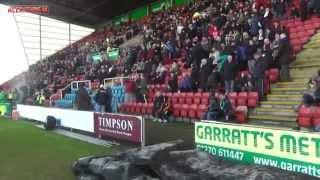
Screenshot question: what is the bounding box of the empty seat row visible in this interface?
[120,103,153,115]
[148,92,211,105]
[297,106,320,128]
[228,92,259,108]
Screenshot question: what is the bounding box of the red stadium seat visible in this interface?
[237,92,248,106]
[194,92,202,105]
[173,104,182,117]
[180,104,189,117]
[164,92,173,103]
[178,93,186,104]
[146,103,153,115]
[248,92,259,108]
[228,92,238,107]
[135,103,143,114]
[172,93,179,104]
[313,107,320,126]
[196,104,208,119]
[130,103,137,114]
[234,108,247,123]
[185,92,194,105]
[269,68,279,83]
[298,105,313,128]
[188,104,198,119]
[141,103,148,115]
[201,93,210,105]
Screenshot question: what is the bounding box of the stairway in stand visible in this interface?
[248,17,320,129]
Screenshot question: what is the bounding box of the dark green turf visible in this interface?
[145,120,194,148]
[0,118,113,180]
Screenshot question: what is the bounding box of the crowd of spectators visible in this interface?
[13,0,320,122]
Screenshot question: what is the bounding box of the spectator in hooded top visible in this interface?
[75,85,93,111]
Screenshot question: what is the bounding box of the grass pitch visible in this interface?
[0,118,113,180]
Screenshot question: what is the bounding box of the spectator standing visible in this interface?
[124,79,136,103]
[75,85,93,111]
[152,91,167,123]
[253,52,268,99]
[207,68,220,93]
[168,73,178,93]
[94,85,108,112]
[278,33,291,81]
[136,75,148,103]
[199,59,212,91]
[223,55,238,93]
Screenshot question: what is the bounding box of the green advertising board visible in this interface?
[130,6,148,21]
[151,0,173,13]
[107,48,120,61]
[0,103,12,116]
[195,121,320,178]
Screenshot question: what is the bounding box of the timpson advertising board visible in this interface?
[195,121,320,178]
[94,113,144,144]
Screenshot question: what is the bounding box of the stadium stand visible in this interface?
[4,0,320,128]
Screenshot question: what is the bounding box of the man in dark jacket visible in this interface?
[136,75,148,103]
[253,52,268,99]
[190,42,208,68]
[223,55,238,94]
[203,96,221,120]
[278,33,291,81]
[94,85,108,112]
[199,59,212,91]
[207,68,220,93]
[76,85,93,111]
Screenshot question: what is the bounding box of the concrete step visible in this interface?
[260,104,298,109]
[251,107,297,117]
[271,81,307,88]
[260,100,300,105]
[296,51,320,60]
[291,59,320,65]
[290,62,320,69]
[270,87,308,95]
[259,101,300,109]
[267,94,302,101]
[289,77,310,82]
[248,114,296,122]
[289,72,317,79]
[248,119,298,129]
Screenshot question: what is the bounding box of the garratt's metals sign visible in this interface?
[94,113,144,145]
[195,121,320,178]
